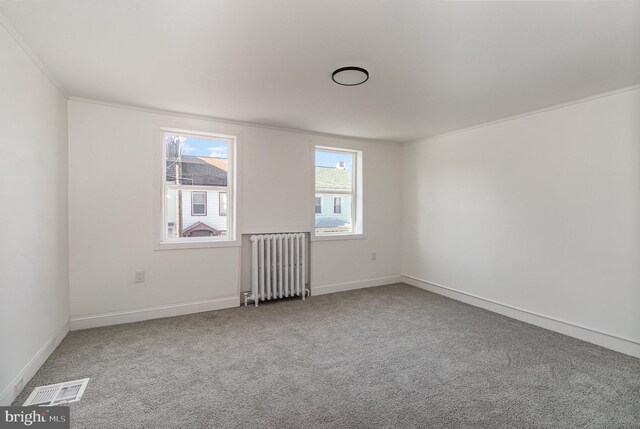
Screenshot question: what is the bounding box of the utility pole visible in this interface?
[174,137,182,237]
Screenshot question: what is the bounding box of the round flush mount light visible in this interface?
[332,66,369,86]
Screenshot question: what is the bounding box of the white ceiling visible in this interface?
[1,1,639,143]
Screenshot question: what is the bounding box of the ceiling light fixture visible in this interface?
[332,66,369,86]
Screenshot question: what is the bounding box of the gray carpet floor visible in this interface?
[13,284,640,428]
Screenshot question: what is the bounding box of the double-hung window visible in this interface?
[314,146,363,236]
[162,130,235,242]
[333,197,342,214]
[191,191,207,216]
[219,192,228,216]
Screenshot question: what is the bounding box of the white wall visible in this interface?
[0,22,69,405]
[402,88,640,354]
[68,100,402,327]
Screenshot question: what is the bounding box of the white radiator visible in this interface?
[249,233,308,306]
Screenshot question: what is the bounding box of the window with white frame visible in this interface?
[191,191,207,216]
[219,192,227,216]
[162,130,235,241]
[314,146,362,235]
[333,197,342,214]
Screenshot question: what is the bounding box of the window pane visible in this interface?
[219,192,227,216]
[192,204,206,215]
[191,191,207,215]
[166,188,228,238]
[315,150,353,192]
[315,149,355,234]
[165,134,230,186]
[163,131,233,242]
[192,192,206,204]
[315,194,352,233]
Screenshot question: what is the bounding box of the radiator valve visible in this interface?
[242,291,252,307]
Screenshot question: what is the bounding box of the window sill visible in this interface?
[154,239,241,251]
[311,233,366,242]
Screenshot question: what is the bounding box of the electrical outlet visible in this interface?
[371,252,377,261]
[135,270,145,283]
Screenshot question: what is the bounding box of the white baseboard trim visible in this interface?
[0,321,69,406]
[312,275,402,296]
[402,275,640,358]
[69,296,240,331]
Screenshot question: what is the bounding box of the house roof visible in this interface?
[182,221,221,236]
[166,159,349,189]
[315,167,351,192]
[315,217,350,228]
[166,156,228,186]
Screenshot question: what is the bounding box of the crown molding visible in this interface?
[0,11,69,98]
[68,96,403,147]
[406,84,640,146]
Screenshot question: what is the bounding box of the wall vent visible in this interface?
[23,378,90,406]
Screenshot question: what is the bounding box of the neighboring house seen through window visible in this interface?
[314,146,362,236]
[162,130,235,242]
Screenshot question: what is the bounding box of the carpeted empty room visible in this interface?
[2,1,639,428]
[13,285,640,428]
